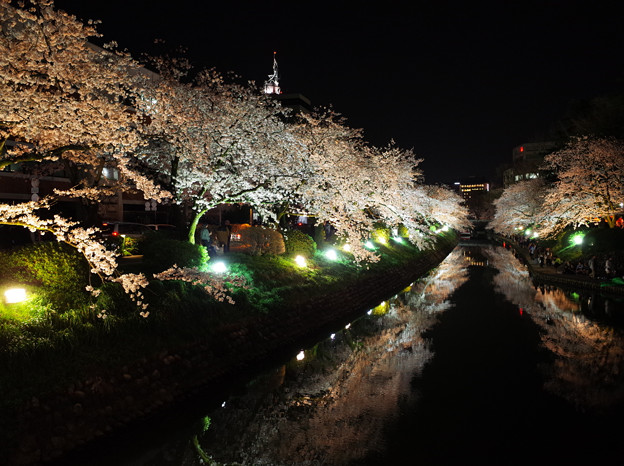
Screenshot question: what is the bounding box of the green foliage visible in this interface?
[239,226,286,256]
[0,242,90,310]
[121,236,142,256]
[283,229,316,257]
[141,237,209,272]
[372,223,391,243]
[105,235,143,256]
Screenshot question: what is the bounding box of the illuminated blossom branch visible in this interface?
[153,265,248,305]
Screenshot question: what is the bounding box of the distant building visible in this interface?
[503,141,559,187]
[455,177,490,200]
[274,92,312,114]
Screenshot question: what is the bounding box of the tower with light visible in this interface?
[264,51,281,95]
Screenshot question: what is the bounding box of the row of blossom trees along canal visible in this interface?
[489,137,624,238]
[0,1,470,309]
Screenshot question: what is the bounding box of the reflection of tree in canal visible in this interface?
[484,246,624,413]
[190,249,470,465]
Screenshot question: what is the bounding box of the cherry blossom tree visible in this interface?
[285,110,379,259]
[0,0,167,218]
[288,112,469,259]
[488,178,548,236]
[0,0,474,315]
[0,1,224,310]
[134,66,309,243]
[0,1,153,266]
[418,184,471,234]
[539,137,624,236]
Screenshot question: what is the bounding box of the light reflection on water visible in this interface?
[483,246,624,413]
[187,248,470,465]
[119,246,624,465]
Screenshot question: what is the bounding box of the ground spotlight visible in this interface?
[325,249,338,260]
[211,261,227,274]
[4,287,27,304]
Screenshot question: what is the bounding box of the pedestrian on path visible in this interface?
[200,225,211,247]
[605,256,615,278]
[589,255,596,278]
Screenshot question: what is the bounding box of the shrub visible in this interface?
[283,229,316,257]
[0,241,91,310]
[372,223,391,244]
[142,238,209,272]
[103,235,143,256]
[239,227,285,256]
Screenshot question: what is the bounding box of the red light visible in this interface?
[298,222,302,226]
[519,307,523,316]
[519,146,524,152]
[112,231,119,237]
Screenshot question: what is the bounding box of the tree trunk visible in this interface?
[187,208,208,244]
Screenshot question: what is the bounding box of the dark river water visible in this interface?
[61,245,624,465]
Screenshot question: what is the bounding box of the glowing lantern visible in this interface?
[295,255,307,267]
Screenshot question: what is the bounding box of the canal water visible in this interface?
[62,245,624,465]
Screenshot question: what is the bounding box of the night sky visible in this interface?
[54,0,624,185]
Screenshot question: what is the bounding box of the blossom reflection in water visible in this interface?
[192,248,470,465]
[484,246,624,413]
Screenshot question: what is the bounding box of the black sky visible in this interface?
[54,0,624,185]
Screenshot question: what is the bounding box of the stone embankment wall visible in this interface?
[9,242,456,466]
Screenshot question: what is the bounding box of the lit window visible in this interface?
[102,167,119,180]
